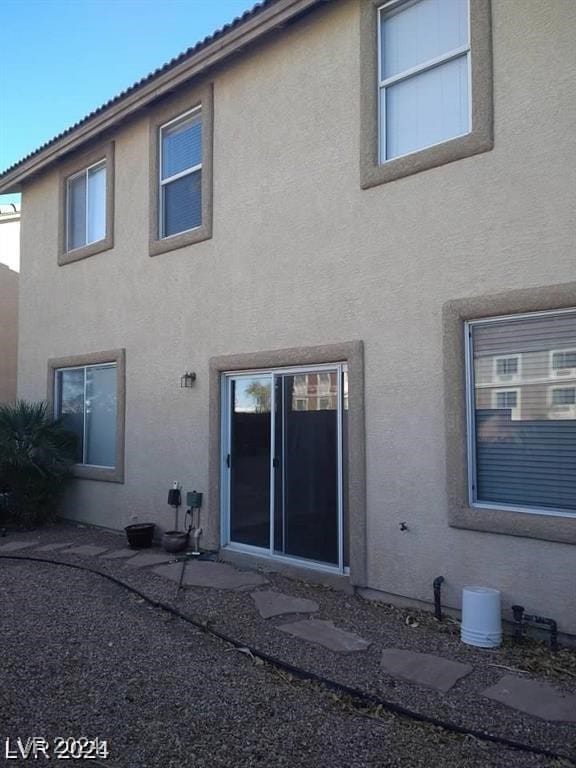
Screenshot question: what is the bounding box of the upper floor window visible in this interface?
[550,386,576,407]
[67,161,106,251]
[360,0,493,189]
[550,349,576,378]
[379,0,470,162]
[494,355,520,383]
[58,142,115,266]
[149,84,213,257]
[160,108,202,238]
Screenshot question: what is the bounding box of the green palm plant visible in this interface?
[0,400,77,527]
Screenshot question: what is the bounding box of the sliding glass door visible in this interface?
[223,365,347,571]
[229,375,272,549]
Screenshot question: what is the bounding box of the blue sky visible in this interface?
[0,0,256,205]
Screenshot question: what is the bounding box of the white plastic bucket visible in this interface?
[461,586,502,648]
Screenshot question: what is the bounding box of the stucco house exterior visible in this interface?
[0,0,575,636]
[0,205,20,403]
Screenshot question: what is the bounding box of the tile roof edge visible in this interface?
[0,0,326,194]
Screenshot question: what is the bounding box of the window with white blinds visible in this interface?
[467,309,576,517]
[159,108,202,238]
[378,0,471,162]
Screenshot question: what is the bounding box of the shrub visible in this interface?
[0,400,77,528]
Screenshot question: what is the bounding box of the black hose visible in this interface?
[433,575,445,622]
[1,554,573,764]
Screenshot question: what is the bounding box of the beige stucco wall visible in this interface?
[17,1,576,632]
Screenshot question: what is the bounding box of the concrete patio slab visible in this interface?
[0,540,40,552]
[278,619,371,652]
[124,552,173,568]
[33,542,74,552]
[153,561,268,590]
[251,589,319,618]
[380,649,473,693]
[65,545,110,557]
[99,548,139,560]
[482,675,576,722]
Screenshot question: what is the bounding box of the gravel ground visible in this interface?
[1,524,574,767]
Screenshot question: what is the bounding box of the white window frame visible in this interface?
[377,0,472,164]
[493,354,521,383]
[491,387,520,420]
[549,348,576,379]
[159,106,202,240]
[54,362,117,469]
[66,159,106,252]
[220,362,348,575]
[548,385,576,420]
[317,371,334,395]
[465,307,576,519]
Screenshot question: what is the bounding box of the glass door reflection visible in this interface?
[225,366,345,569]
[229,376,272,549]
[275,372,339,565]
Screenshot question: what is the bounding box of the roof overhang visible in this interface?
[0,0,326,194]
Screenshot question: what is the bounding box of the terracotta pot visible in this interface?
[162,531,189,553]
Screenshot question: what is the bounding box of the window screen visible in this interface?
[160,111,202,238]
[55,364,117,468]
[66,162,106,251]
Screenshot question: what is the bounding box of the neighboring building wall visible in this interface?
[16,1,576,631]
[0,206,20,272]
[0,206,20,403]
[0,264,18,403]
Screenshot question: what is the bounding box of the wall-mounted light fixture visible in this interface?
[180,371,197,388]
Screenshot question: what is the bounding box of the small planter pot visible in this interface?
[162,531,189,553]
[125,523,155,549]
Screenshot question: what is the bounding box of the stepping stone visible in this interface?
[65,545,110,557]
[482,675,576,722]
[152,561,268,590]
[0,540,39,552]
[125,552,174,568]
[278,619,371,652]
[251,590,319,618]
[34,542,74,552]
[380,649,472,692]
[99,548,139,560]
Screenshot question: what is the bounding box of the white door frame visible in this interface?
[220,362,347,574]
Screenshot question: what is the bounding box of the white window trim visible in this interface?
[549,348,576,380]
[55,361,117,469]
[548,384,576,420]
[377,0,472,165]
[159,105,202,240]
[465,309,576,520]
[66,159,106,253]
[493,354,521,383]
[220,361,348,574]
[492,387,520,420]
